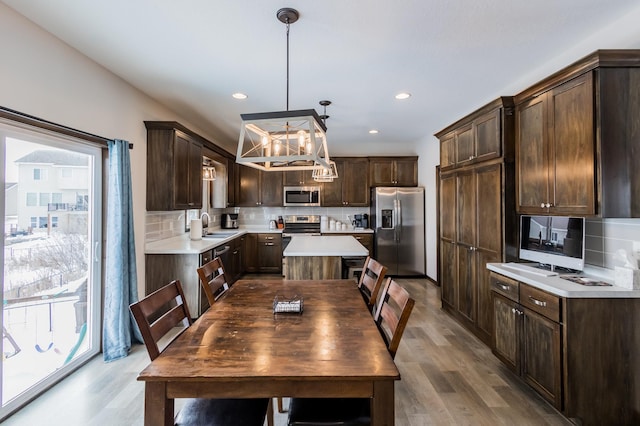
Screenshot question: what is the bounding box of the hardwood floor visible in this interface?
[3,278,571,425]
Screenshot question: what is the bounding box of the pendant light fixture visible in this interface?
[236,7,331,171]
[312,100,339,182]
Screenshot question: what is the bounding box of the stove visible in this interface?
[283,215,321,236]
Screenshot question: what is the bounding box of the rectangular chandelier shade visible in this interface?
[236,109,331,171]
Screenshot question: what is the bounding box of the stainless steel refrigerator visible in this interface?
[371,187,426,276]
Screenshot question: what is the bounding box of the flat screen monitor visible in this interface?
[519,215,585,271]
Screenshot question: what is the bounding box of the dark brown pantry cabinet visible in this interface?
[515,49,640,217]
[145,122,203,211]
[436,97,517,345]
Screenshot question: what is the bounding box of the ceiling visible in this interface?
[3,0,640,156]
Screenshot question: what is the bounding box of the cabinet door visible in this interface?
[393,158,418,186]
[343,158,369,205]
[440,133,456,170]
[258,234,282,272]
[243,233,259,272]
[548,72,595,215]
[439,173,456,241]
[455,124,474,165]
[352,233,373,254]
[475,109,501,163]
[492,292,520,373]
[236,165,261,206]
[369,159,394,186]
[516,96,548,213]
[440,239,457,308]
[173,133,192,209]
[456,244,476,322]
[284,170,315,186]
[187,136,203,208]
[522,308,562,409]
[476,249,501,339]
[476,164,502,253]
[321,158,344,206]
[456,170,476,247]
[260,171,283,206]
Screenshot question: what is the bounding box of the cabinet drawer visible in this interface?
[258,234,280,243]
[200,249,213,265]
[520,284,560,322]
[490,272,519,302]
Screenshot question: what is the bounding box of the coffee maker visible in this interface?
[353,214,369,229]
[221,213,239,229]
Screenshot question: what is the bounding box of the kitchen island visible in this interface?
[283,235,368,280]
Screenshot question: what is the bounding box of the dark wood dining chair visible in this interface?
[287,277,415,426]
[357,256,388,314]
[197,256,230,307]
[130,279,270,426]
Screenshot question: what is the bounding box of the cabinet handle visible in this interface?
[265,236,274,240]
[498,283,510,291]
[540,202,546,208]
[511,308,523,315]
[528,296,547,307]
[545,203,552,208]
[265,242,275,246]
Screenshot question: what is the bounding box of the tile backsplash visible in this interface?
[585,218,640,269]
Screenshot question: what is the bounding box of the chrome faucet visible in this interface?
[200,212,211,236]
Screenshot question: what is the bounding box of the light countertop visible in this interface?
[487,263,640,298]
[145,227,282,255]
[284,235,369,257]
[320,228,374,234]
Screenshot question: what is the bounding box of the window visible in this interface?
[26,192,37,206]
[1,123,102,420]
[33,168,47,180]
[39,192,51,206]
[61,168,72,178]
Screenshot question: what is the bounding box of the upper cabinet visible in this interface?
[235,165,283,207]
[369,156,418,187]
[146,122,203,211]
[514,50,640,217]
[322,157,369,206]
[437,97,513,172]
[284,170,317,186]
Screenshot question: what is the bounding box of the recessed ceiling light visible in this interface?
[369,129,379,134]
[395,92,411,100]
[232,93,248,99]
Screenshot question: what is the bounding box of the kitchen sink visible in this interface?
[202,231,238,238]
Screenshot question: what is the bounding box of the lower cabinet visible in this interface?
[491,274,562,409]
[490,271,640,425]
[244,233,282,274]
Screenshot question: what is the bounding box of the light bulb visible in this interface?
[306,142,312,154]
[274,141,281,154]
[262,135,269,146]
[297,130,306,146]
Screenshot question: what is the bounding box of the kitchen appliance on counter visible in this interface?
[221,213,239,229]
[353,214,369,229]
[371,187,425,276]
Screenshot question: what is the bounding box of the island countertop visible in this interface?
[283,235,368,257]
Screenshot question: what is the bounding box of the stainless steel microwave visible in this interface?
[283,186,321,207]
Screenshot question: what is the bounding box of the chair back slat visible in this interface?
[357,256,387,313]
[374,277,415,359]
[197,256,230,307]
[129,279,192,361]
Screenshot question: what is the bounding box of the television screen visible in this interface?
[519,215,585,271]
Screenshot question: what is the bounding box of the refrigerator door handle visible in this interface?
[397,198,402,242]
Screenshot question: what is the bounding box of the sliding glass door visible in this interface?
[0,122,101,419]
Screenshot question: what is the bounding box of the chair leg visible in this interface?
[267,398,274,426]
[277,397,287,413]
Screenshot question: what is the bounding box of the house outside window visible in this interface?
[39,192,50,206]
[26,192,36,206]
[33,168,47,180]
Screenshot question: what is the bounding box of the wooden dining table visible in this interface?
[137,278,400,426]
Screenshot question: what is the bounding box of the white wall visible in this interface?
[0,4,219,296]
[416,137,439,281]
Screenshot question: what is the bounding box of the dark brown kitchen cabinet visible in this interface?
[436,97,517,345]
[439,101,507,171]
[145,123,203,211]
[514,50,640,217]
[369,157,417,187]
[284,170,317,186]
[516,72,594,215]
[236,165,283,207]
[322,157,369,206]
[490,275,562,409]
[244,233,282,273]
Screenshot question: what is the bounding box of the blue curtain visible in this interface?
[103,139,142,362]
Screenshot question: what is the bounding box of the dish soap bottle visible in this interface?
[277,216,284,229]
